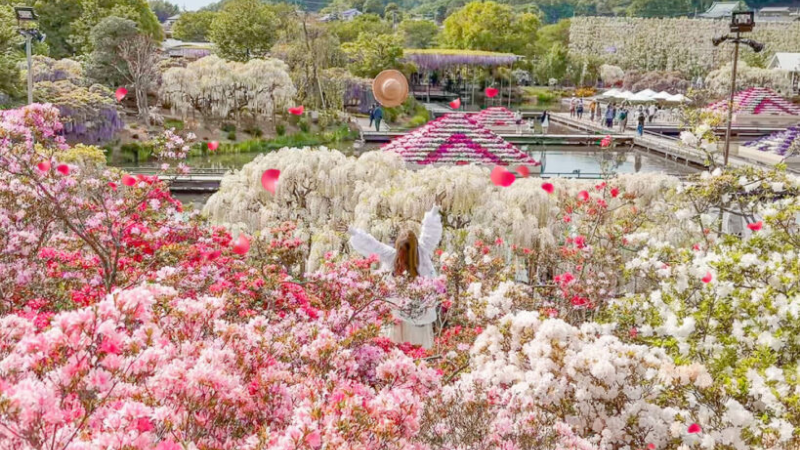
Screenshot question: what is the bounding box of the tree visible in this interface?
[85,16,140,86]
[383,2,402,22]
[117,34,161,122]
[441,1,540,56]
[341,32,403,78]
[534,42,568,84]
[32,0,163,57]
[328,14,391,43]
[398,19,439,49]
[149,0,179,22]
[208,0,278,61]
[0,6,23,102]
[161,55,296,123]
[627,0,692,17]
[172,11,216,42]
[362,0,383,15]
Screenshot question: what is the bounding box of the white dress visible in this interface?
[348,206,443,349]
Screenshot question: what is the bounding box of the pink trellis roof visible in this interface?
[706,87,800,115]
[471,107,518,127]
[382,114,540,166]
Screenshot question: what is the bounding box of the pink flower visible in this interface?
[155,440,182,450]
[134,417,154,432]
[688,423,701,434]
[577,190,589,201]
[702,272,713,284]
[747,221,762,231]
[305,430,322,448]
[610,187,620,198]
[541,182,554,194]
[574,236,586,249]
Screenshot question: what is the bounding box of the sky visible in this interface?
[178,0,217,11]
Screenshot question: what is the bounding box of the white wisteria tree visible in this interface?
[160,55,296,125]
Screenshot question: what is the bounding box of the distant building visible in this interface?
[768,53,800,92]
[698,1,749,19]
[757,6,798,22]
[163,14,181,37]
[161,39,214,60]
[318,8,362,22]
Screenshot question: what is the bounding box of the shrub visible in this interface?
[298,118,310,133]
[537,91,557,103]
[276,123,286,136]
[226,131,237,141]
[245,126,263,137]
[221,123,236,133]
[163,118,185,130]
[408,114,429,128]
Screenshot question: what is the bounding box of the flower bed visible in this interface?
[471,107,517,129]
[382,114,539,166]
[706,87,800,116]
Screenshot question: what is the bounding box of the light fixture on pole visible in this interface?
[14,6,45,106]
[712,11,762,167]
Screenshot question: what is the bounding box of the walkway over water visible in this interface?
[549,113,770,170]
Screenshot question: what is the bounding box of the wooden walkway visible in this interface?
[549,113,760,170]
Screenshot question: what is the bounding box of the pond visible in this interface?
[114,143,695,177]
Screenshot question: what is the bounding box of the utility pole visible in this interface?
[14,6,42,105]
[722,32,739,167]
[712,11,762,167]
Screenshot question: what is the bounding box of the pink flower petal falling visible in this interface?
[611,187,620,198]
[485,87,499,98]
[108,182,117,190]
[647,444,656,450]
[232,234,250,255]
[288,106,304,116]
[208,141,219,151]
[702,272,713,284]
[542,182,554,194]
[115,87,128,102]
[56,164,70,176]
[449,98,461,109]
[688,423,701,434]
[515,165,530,178]
[122,174,137,187]
[261,169,281,194]
[490,166,515,187]
[578,190,590,201]
[37,160,51,172]
[747,221,762,231]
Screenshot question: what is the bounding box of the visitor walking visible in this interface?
[589,100,597,121]
[618,107,628,133]
[648,104,657,124]
[605,103,615,129]
[373,105,384,132]
[368,103,376,128]
[540,110,550,134]
[637,108,646,136]
[576,99,584,120]
[569,96,577,117]
[346,202,443,349]
[515,110,524,134]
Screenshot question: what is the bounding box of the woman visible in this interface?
[514,110,523,134]
[347,204,443,348]
[540,110,550,134]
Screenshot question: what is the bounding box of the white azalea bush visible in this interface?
[422,311,715,450]
[611,168,800,448]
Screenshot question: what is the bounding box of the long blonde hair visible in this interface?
[393,229,419,278]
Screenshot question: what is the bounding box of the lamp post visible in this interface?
[712,11,763,167]
[14,6,44,105]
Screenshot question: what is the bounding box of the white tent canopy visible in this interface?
[636,89,657,98]
[629,92,656,102]
[601,89,621,97]
[616,91,635,100]
[652,91,672,100]
[666,94,690,103]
